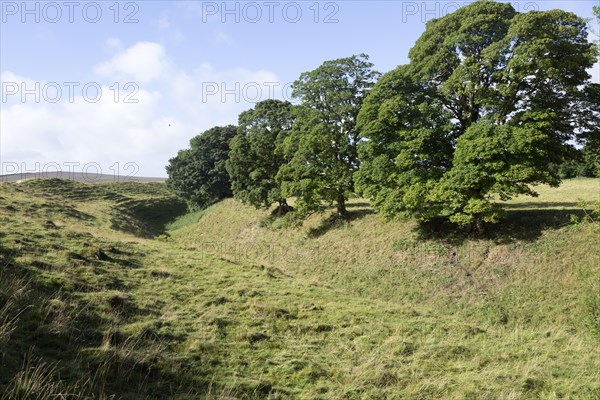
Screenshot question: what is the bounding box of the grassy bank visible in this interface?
[1,178,599,398]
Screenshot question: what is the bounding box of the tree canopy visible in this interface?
[166,2,598,229]
[166,125,237,210]
[356,1,599,227]
[226,99,295,214]
[276,54,380,217]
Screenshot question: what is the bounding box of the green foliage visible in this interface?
[556,160,594,180]
[226,100,295,212]
[569,196,600,225]
[355,65,454,220]
[166,125,237,210]
[277,54,380,218]
[431,120,562,226]
[582,143,600,177]
[357,1,599,227]
[549,144,600,179]
[554,159,586,179]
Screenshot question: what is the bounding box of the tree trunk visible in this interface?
[336,196,347,218]
[275,199,292,217]
[471,214,484,233]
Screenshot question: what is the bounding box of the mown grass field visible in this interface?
[0,178,599,399]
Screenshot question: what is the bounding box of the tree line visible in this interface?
[167,1,600,229]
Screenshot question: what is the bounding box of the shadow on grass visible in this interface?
[110,197,187,238]
[346,202,371,209]
[37,202,97,221]
[307,208,375,238]
[503,202,579,209]
[415,208,591,245]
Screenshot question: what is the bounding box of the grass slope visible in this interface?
[1,178,599,399]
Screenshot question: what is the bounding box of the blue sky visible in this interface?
[1,0,599,177]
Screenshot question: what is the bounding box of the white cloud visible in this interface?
[94,42,169,83]
[0,81,176,176]
[1,72,43,106]
[1,42,283,177]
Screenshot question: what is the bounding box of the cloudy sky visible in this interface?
[1,0,598,178]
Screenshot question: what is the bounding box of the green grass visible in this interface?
[165,206,214,231]
[503,178,599,209]
[1,178,599,399]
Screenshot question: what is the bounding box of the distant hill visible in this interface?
[0,171,166,183]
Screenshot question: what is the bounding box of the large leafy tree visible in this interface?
[355,65,455,220]
[277,54,380,217]
[166,125,237,210]
[356,1,599,228]
[226,100,295,215]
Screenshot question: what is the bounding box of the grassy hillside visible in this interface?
[1,178,599,399]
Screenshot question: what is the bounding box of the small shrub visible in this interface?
[569,198,600,225]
